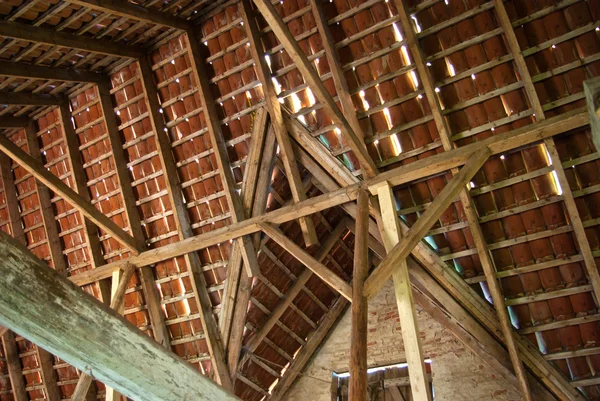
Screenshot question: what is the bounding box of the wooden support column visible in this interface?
[0,153,25,245]
[0,234,241,401]
[240,0,318,246]
[349,189,369,401]
[0,132,141,255]
[183,31,260,278]
[260,223,353,300]
[375,182,431,401]
[24,121,67,274]
[252,0,378,178]
[1,331,27,401]
[137,56,231,388]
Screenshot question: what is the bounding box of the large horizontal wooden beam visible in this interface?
[64,0,193,31]
[0,232,240,401]
[0,21,142,58]
[67,109,589,286]
[0,134,142,255]
[0,116,29,128]
[0,61,106,83]
[0,92,62,106]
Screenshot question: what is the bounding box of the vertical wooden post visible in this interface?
[349,189,369,401]
[376,182,432,401]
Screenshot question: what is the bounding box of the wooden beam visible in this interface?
[1,330,27,401]
[71,264,136,401]
[0,61,105,83]
[184,31,261,277]
[0,21,142,58]
[24,121,68,274]
[0,153,25,245]
[240,0,318,246]
[268,296,347,401]
[65,110,589,285]
[0,133,141,255]
[375,182,431,401]
[0,235,241,401]
[0,116,29,128]
[96,82,147,252]
[36,347,61,401]
[252,0,378,178]
[260,223,353,300]
[138,266,170,348]
[64,0,192,30]
[0,91,62,106]
[137,56,231,389]
[242,219,347,355]
[349,189,369,401]
[364,149,490,298]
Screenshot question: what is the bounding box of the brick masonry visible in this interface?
[285,282,521,401]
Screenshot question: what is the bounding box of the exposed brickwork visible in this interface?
[286,282,520,401]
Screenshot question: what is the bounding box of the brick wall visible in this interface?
[284,282,520,401]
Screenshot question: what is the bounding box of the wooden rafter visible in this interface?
[252,0,379,178]
[1,330,27,401]
[240,0,318,246]
[0,153,25,245]
[260,223,353,300]
[0,116,29,128]
[24,121,68,275]
[0,92,62,106]
[364,148,490,298]
[36,346,61,401]
[0,61,105,83]
[65,109,589,286]
[0,234,242,401]
[0,21,142,59]
[137,56,232,389]
[63,0,192,30]
[0,132,141,255]
[184,31,261,278]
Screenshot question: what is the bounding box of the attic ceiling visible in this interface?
[0,0,599,401]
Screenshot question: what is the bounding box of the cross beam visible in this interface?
[0,61,106,83]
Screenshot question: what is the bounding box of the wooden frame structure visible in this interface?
[0,1,598,401]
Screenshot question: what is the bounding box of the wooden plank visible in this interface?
[376,183,432,401]
[0,21,142,58]
[137,56,231,389]
[0,131,141,255]
[0,61,105,83]
[24,121,68,275]
[268,296,348,401]
[240,0,318,246]
[0,235,241,401]
[260,223,353,300]
[364,149,490,298]
[1,331,27,401]
[65,111,589,285]
[349,189,369,401]
[252,0,379,178]
[243,219,347,355]
[64,0,192,30]
[71,264,136,401]
[184,31,260,278]
[0,116,29,128]
[0,91,62,106]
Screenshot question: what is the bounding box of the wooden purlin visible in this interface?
[240,0,318,247]
[183,31,261,278]
[137,56,232,389]
[24,121,68,275]
[0,61,105,83]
